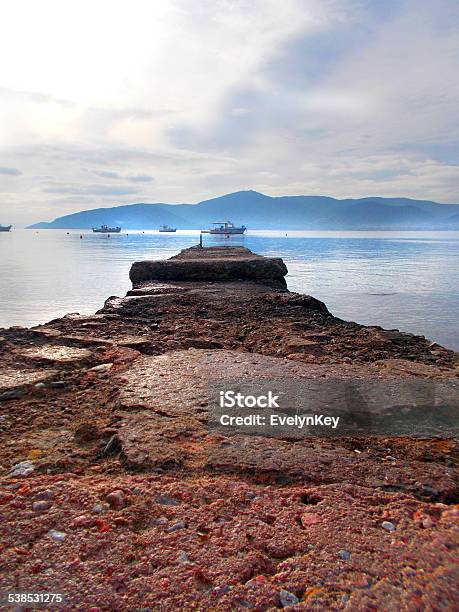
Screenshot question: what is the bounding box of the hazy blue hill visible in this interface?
[446,213,459,226]
[28,190,459,230]
[30,203,189,230]
[325,202,436,229]
[342,197,459,218]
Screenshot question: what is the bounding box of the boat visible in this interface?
[0,224,12,232]
[92,225,121,233]
[159,224,177,232]
[208,221,246,235]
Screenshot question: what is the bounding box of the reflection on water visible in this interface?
[0,229,458,350]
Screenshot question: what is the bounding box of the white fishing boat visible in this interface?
[207,221,246,235]
[92,224,121,233]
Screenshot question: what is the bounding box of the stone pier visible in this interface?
[0,246,458,610]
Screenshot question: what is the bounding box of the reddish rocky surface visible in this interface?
[0,246,458,610]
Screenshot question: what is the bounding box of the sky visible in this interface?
[0,0,458,225]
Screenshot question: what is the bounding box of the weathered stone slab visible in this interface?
[58,335,114,347]
[116,349,401,416]
[205,435,457,501]
[375,358,455,377]
[16,345,93,365]
[114,350,458,498]
[283,336,324,354]
[29,327,62,338]
[117,413,205,470]
[129,246,288,286]
[0,368,59,392]
[115,336,153,350]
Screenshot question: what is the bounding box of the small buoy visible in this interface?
[80,235,83,239]
[66,232,70,235]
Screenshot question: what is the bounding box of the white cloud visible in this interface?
[0,0,458,225]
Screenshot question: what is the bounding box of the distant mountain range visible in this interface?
[28,190,459,230]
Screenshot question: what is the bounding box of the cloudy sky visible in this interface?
[0,0,458,225]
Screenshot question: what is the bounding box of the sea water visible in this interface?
[0,229,458,351]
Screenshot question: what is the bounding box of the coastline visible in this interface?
[0,246,458,609]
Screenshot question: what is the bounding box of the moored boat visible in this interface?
[208,221,246,235]
[92,225,121,233]
[0,224,12,232]
[159,224,177,232]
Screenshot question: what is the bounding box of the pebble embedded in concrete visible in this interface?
[32,500,51,512]
[48,529,66,542]
[167,521,187,532]
[89,363,113,373]
[338,549,351,561]
[382,521,396,532]
[279,589,299,607]
[106,490,126,509]
[9,460,35,477]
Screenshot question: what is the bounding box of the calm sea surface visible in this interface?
[1,229,458,351]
